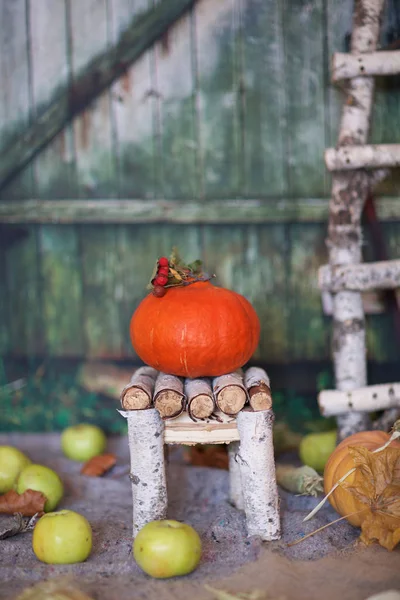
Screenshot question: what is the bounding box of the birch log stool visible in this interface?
[119,366,281,541]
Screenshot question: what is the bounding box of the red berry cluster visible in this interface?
[152,257,169,297]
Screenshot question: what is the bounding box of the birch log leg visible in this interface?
[236,410,280,540]
[328,0,386,441]
[126,409,167,537]
[228,441,244,510]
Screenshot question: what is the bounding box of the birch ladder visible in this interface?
[319,0,400,440]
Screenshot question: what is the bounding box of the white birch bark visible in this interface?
[332,50,400,81]
[325,144,400,171]
[124,409,167,537]
[236,410,280,540]
[319,259,400,292]
[327,0,386,440]
[319,382,400,416]
[228,441,244,510]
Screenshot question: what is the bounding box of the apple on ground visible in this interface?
[61,424,107,461]
[0,446,31,494]
[33,509,92,564]
[299,430,337,473]
[133,519,202,579]
[17,464,64,512]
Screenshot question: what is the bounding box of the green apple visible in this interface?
[299,430,337,473]
[33,509,92,564]
[0,446,31,494]
[17,464,64,512]
[61,424,107,461]
[133,519,202,579]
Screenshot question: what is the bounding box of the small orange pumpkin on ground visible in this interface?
[324,430,400,527]
[130,280,260,379]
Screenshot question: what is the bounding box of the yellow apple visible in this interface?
[17,464,64,512]
[133,520,202,578]
[61,424,107,461]
[0,446,31,493]
[33,509,92,564]
[299,430,337,473]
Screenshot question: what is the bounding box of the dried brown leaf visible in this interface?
[340,446,400,550]
[0,489,46,516]
[80,453,116,477]
[186,446,229,470]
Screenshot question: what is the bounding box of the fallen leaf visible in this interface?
[0,513,40,540]
[341,445,400,550]
[80,453,116,477]
[0,489,46,517]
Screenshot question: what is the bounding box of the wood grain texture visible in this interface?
[39,225,84,356]
[370,0,400,196]
[80,226,122,358]
[70,0,116,198]
[0,0,198,191]
[283,0,327,197]
[154,8,197,199]
[194,0,241,197]
[287,223,329,361]
[110,0,156,198]
[1,197,400,224]
[241,0,286,196]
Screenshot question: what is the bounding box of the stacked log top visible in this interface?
[120,366,272,421]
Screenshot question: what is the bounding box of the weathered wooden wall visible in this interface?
[0,0,399,371]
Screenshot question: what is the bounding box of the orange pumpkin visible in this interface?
[324,430,400,526]
[130,280,260,378]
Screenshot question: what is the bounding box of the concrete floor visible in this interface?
[0,433,399,600]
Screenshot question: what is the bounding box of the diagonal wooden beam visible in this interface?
[0,0,197,191]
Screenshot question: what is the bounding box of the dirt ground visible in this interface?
[0,433,399,600]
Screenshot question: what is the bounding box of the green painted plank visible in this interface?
[202,224,289,363]
[0,0,198,191]
[0,246,9,355]
[325,0,352,148]
[287,223,330,361]
[29,0,83,359]
[110,0,157,197]
[5,227,44,356]
[39,226,84,356]
[116,223,203,357]
[80,226,122,358]
[154,11,198,198]
[0,0,33,199]
[364,222,400,362]
[282,0,327,197]
[1,197,400,224]
[194,0,241,197]
[70,0,117,198]
[29,0,76,200]
[370,0,400,196]
[241,0,286,196]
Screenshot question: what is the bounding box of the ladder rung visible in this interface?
[319,382,400,417]
[332,50,400,81]
[319,260,400,292]
[325,143,400,171]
